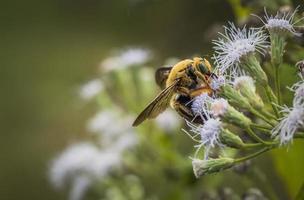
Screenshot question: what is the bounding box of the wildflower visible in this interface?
[191,93,213,119]
[186,118,222,159]
[261,6,303,37]
[86,109,135,144]
[69,176,91,200]
[79,79,104,100]
[100,48,150,72]
[210,98,251,128]
[210,98,229,117]
[220,129,245,149]
[233,75,255,90]
[199,118,222,147]
[192,157,235,177]
[155,110,181,132]
[110,131,138,153]
[272,106,304,145]
[218,84,252,110]
[233,76,264,109]
[258,7,303,67]
[210,75,226,90]
[212,22,268,83]
[291,79,304,106]
[49,142,122,200]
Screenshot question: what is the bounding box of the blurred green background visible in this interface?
[1,0,303,200]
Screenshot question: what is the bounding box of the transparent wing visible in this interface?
[132,80,178,126]
[155,66,172,89]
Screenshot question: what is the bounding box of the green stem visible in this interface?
[264,85,280,118]
[242,142,264,148]
[246,127,274,145]
[249,107,276,126]
[259,109,278,121]
[234,147,272,163]
[250,123,272,130]
[250,124,272,134]
[274,65,282,105]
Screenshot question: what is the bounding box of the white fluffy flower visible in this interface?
[213,22,268,76]
[260,7,303,36]
[210,75,226,90]
[100,48,150,72]
[110,131,138,153]
[155,110,181,132]
[210,98,229,118]
[291,79,304,106]
[199,118,222,147]
[186,119,222,159]
[87,109,135,144]
[49,135,137,200]
[272,106,304,145]
[191,93,213,119]
[79,79,104,100]
[49,142,121,189]
[87,110,122,135]
[233,76,255,91]
[69,176,92,200]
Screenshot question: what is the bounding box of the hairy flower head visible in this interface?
[186,119,222,148]
[49,143,121,189]
[155,110,181,132]
[213,22,268,76]
[259,7,303,37]
[100,48,150,72]
[210,75,226,90]
[199,118,222,147]
[185,118,223,159]
[191,93,213,120]
[233,76,256,91]
[210,98,229,117]
[79,79,104,100]
[272,106,304,145]
[291,79,304,106]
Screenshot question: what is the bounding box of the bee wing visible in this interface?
[155,66,172,89]
[132,80,178,127]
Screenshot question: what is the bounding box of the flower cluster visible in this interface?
[185,7,304,177]
[261,6,303,37]
[100,48,151,73]
[213,22,268,81]
[49,108,138,200]
[48,47,153,200]
[271,77,304,145]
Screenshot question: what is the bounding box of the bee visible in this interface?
[132,57,215,127]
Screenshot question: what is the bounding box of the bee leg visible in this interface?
[177,86,191,96]
[171,100,195,121]
[190,87,213,98]
[194,71,211,87]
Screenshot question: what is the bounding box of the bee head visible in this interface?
[193,57,212,75]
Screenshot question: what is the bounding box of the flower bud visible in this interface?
[218,84,251,110]
[211,98,252,128]
[192,157,234,177]
[233,76,264,109]
[220,129,245,149]
[261,7,302,67]
[241,54,268,86]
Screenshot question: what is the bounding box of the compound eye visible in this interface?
[198,63,208,74]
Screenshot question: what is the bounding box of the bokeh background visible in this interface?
[1,0,304,200]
